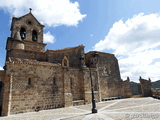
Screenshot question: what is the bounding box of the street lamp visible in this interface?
[86,52,98,113]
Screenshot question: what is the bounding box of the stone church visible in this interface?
[0,11,132,116]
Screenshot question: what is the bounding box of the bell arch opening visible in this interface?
[32,30,38,42]
[20,27,26,40]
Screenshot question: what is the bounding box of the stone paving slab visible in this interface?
[0,97,160,120]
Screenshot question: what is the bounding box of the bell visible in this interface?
[21,33,25,39]
[33,35,37,41]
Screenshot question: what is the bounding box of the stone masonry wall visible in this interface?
[4,62,64,115]
[6,38,46,53]
[139,78,152,97]
[11,13,44,43]
[46,46,84,68]
[0,71,5,81]
[122,79,132,98]
[0,71,5,115]
[1,74,12,116]
[82,67,100,104]
[6,49,45,61]
[62,67,85,107]
[89,52,123,99]
[69,69,84,101]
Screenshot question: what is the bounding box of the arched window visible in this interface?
[28,78,31,85]
[20,27,26,40]
[62,56,69,67]
[32,30,37,42]
[64,59,67,66]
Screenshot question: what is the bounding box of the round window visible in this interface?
[27,21,32,25]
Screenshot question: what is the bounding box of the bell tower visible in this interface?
[10,8,44,43]
[5,9,46,61]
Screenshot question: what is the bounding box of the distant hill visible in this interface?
[152,80,160,88]
[130,80,160,95]
[130,81,141,95]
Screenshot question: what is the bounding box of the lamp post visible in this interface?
[87,52,98,113]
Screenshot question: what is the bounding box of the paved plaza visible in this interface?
[0,97,160,120]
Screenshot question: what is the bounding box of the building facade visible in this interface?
[0,11,132,116]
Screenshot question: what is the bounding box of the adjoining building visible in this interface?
[0,11,132,116]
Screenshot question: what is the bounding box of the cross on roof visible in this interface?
[29,8,32,13]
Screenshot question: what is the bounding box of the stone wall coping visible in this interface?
[85,51,115,56]
[8,37,47,46]
[6,57,61,66]
[46,45,84,53]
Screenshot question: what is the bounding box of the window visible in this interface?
[20,27,26,40]
[53,77,56,85]
[64,59,67,66]
[70,77,72,89]
[28,21,32,25]
[104,66,109,75]
[32,30,37,42]
[62,56,69,67]
[28,78,31,85]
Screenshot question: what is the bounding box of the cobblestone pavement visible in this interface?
[0,97,160,120]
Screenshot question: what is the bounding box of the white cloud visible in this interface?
[44,31,55,44]
[119,50,160,81]
[0,0,86,27]
[0,67,3,70]
[93,13,160,82]
[94,13,160,55]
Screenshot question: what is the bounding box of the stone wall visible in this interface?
[86,52,123,99]
[6,38,46,52]
[6,49,45,61]
[11,13,44,43]
[0,71,5,81]
[46,45,84,68]
[122,78,132,98]
[63,67,85,107]
[139,77,152,97]
[2,58,90,115]
[69,69,84,101]
[1,74,11,116]
[22,40,46,52]
[3,62,64,115]
[0,71,5,115]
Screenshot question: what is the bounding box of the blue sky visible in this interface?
[1,0,160,82]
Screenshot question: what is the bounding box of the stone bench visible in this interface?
[73,100,85,106]
[152,95,160,99]
[102,96,122,101]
